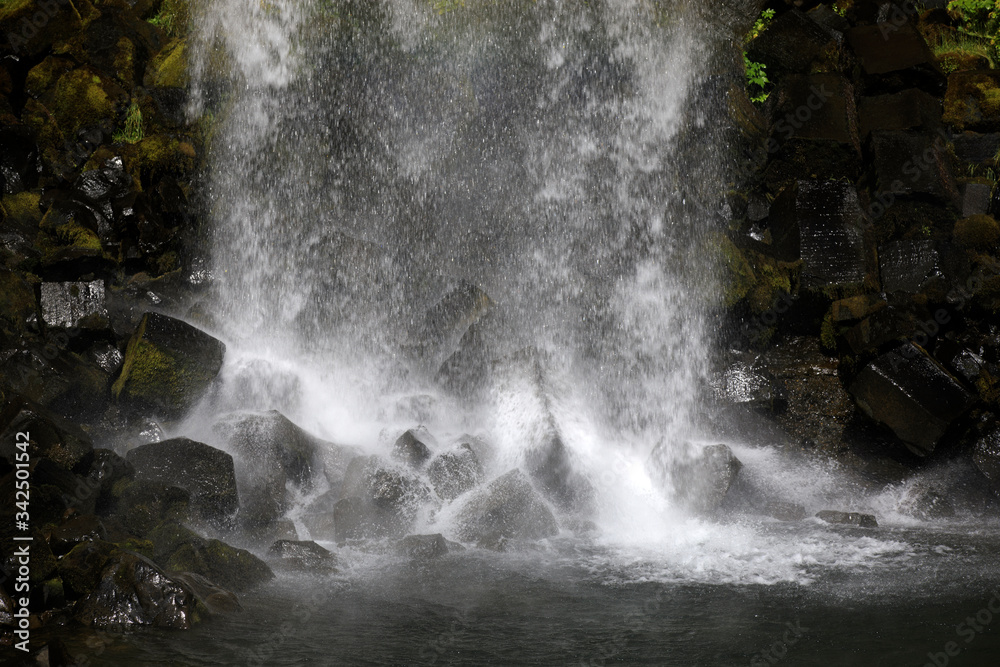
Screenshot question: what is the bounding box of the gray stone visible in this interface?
[427,443,484,500]
[816,510,878,528]
[395,534,464,559]
[973,427,1000,496]
[392,429,433,469]
[334,456,429,542]
[649,443,743,514]
[962,183,992,217]
[40,280,107,328]
[456,470,558,545]
[879,240,943,294]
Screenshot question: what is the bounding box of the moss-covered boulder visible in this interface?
[954,214,1000,250]
[25,56,75,98]
[148,521,274,592]
[0,269,37,341]
[109,478,190,537]
[112,312,225,418]
[49,66,128,141]
[0,0,99,58]
[943,70,1000,132]
[58,539,119,598]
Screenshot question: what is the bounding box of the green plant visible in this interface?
[947,0,1000,62]
[113,101,144,145]
[148,0,188,37]
[833,2,847,17]
[743,8,775,104]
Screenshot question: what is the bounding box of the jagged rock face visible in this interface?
[455,469,558,546]
[848,343,974,457]
[112,312,226,419]
[392,429,434,469]
[126,437,239,528]
[649,442,742,515]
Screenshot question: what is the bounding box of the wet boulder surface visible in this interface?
[455,469,559,547]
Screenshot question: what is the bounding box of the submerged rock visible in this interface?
[395,534,464,559]
[125,438,239,529]
[650,442,742,515]
[112,312,226,418]
[455,469,558,546]
[815,510,878,528]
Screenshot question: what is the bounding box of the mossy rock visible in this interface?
[149,521,274,592]
[58,540,119,598]
[1,191,42,226]
[709,234,799,314]
[144,38,187,89]
[0,0,99,57]
[25,56,75,98]
[122,134,198,188]
[0,269,37,338]
[110,479,191,537]
[954,214,1000,250]
[936,50,991,75]
[111,312,225,418]
[51,67,128,140]
[943,70,1000,132]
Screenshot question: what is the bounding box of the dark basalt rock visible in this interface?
[900,483,956,520]
[846,22,945,95]
[848,343,975,456]
[48,514,108,556]
[816,510,878,528]
[391,429,433,469]
[953,132,1000,165]
[74,550,203,630]
[269,539,337,570]
[768,180,872,290]
[879,240,945,294]
[147,522,273,593]
[0,395,94,473]
[427,443,484,500]
[58,540,120,599]
[711,360,788,415]
[456,469,558,546]
[649,443,743,515]
[109,480,190,538]
[1,345,112,421]
[395,533,465,559]
[39,280,107,329]
[334,455,429,542]
[407,280,492,371]
[112,312,225,418]
[126,438,239,528]
[858,88,942,138]
[868,131,959,206]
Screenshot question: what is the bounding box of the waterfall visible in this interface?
[187,0,729,528]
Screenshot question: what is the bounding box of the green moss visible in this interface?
[716,235,755,307]
[148,39,187,89]
[25,57,74,98]
[56,221,102,250]
[944,71,1000,130]
[820,310,837,351]
[52,68,118,139]
[954,214,1000,249]
[1,191,42,226]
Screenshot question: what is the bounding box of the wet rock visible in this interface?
[879,240,945,294]
[858,88,941,138]
[649,443,743,514]
[846,22,945,94]
[408,280,492,371]
[427,443,484,501]
[943,70,1000,132]
[953,132,1000,165]
[841,303,921,354]
[972,427,1000,496]
[900,483,956,520]
[711,360,788,415]
[109,480,190,537]
[0,269,38,342]
[1,344,112,421]
[455,470,558,545]
[334,456,429,542]
[168,571,242,615]
[74,551,203,630]
[395,534,464,559]
[85,449,134,515]
[815,510,878,528]
[112,312,225,418]
[125,438,239,528]
[269,540,337,570]
[768,180,872,290]
[0,396,94,473]
[58,540,119,598]
[0,0,100,58]
[392,428,433,469]
[39,280,107,329]
[147,522,273,592]
[745,9,839,77]
[848,343,975,456]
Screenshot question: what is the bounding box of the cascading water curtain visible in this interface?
[188,0,728,493]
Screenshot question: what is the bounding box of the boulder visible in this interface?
[268,539,337,570]
[711,360,788,415]
[147,522,273,592]
[74,551,204,630]
[962,183,992,217]
[649,442,743,514]
[953,132,1000,165]
[846,22,945,94]
[109,480,190,537]
[39,280,107,329]
[868,131,960,206]
[395,534,464,559]
[0,0,100,58]
[391,428,433,469]
[848,343,975,456]
[408,280,491,370]
[815,510,878,528]
[125,438,239,528]
[972,427,1000,496]
[0,395,94,473]
[455,470,558,546]
[1,345,112,420]
[879,240,945,294]
[427,443,484,500]
[334,456,429,542]
[768,180,872,290]
[48,515,108,556]
[112,312,225,418]
[58,540,120,598]
[899,483,956,520]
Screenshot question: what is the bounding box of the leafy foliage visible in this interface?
[743,8,775,104]
[947,0,1000,63]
